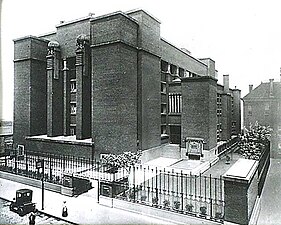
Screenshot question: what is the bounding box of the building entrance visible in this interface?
[170,125,181,144]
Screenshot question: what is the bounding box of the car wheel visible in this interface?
[18,207,24,216]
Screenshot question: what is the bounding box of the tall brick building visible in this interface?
[13,9,241,158]
[243,79,281,158]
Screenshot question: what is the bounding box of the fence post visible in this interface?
[209,174,212,218]
[155,167,158,203]
[133,165,136,202]
[25,152,28,174]
[181,170,184,212]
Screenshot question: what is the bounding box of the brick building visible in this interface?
[243,79,281,158]
[13,9,241,159]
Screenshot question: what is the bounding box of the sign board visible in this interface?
[36,159,44,169]
[185,137,204,160]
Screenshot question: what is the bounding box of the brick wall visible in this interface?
[91,42,138,154]
[47,50,63,136]
[221,93,232,140]
[232,89,241,135]
[160,40,207,76]
[137,51,161,149]
[181,76,217,150]
[26,138,93,158]
[224,180,249,224]
[13,37,48,147]
[128,10,161,150]
[56,18,91,57]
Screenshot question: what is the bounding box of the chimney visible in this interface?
[269,79,274,97]
[223,74,229,93]
[249,84,253,93]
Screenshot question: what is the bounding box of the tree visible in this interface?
[101,150,142,172]
[238,121,272,160]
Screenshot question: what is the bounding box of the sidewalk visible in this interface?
[257,159,281,225]
[0,177,175,224]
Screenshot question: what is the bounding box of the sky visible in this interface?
[1,0,281,120]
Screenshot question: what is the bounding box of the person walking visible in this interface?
[62,201,68,217]
[29,212,36,225]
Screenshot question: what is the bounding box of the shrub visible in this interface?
[173,201,180,210]
[200,206,207,215]
[140,195,147,202]
[163,199,170,208]
[238,122,271,160]
[185,203,194,212]
[152,197,159,205]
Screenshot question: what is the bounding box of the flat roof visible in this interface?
[223,158,258,182]
[26,135,93,146]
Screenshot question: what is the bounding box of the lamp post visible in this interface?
[36,159,44,210]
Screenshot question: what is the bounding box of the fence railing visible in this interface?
[0,148,225,223]
[257,141,270,196]
[0,149,130,185]
[112,165,224,223]
[217,136,238,156]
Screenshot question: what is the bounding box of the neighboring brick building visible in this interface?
[13,9,241,158]
[243,79,281,158]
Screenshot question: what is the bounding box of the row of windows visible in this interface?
[169,93,182,113]
[248,104,270,116]
[161,61,195,78]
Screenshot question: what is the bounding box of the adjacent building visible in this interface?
[243,79,281,158]
[13,9,241,159]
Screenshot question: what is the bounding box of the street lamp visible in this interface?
[36,159,44,210]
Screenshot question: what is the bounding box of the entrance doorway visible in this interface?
[170,125,181,144]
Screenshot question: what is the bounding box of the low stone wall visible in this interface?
[223,159,259,225]
[0,171,72,196]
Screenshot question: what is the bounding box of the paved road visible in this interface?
[0,198,69,224]
[257,159,281,225]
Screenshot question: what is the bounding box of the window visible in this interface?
[248,105,252,116]
[161,104,167,114]
[161,83,166,93]
[161,125,167,134]
[18,145,24,156]
[161,61,169,73]
[71,104,76,115]
[70,80,76,93]
[70,127,76,136]
[169,93,182,113]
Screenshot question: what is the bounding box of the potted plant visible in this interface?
[163,199,170,210]
[140,195,147,204]
[200,206,207,217]
[173,201,180,211]
[185,203,194,214]
[128,191,135,202]
[215,212,223,220]
[152,197,159,207]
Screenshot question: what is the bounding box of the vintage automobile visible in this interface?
[10,189,36,216]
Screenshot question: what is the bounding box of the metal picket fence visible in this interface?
[0,148,224,223]
[113,165,224,223]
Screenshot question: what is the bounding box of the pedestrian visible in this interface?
[62,201,68,217]
[29,212,36,225]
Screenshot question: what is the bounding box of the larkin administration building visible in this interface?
[13,9,241,159]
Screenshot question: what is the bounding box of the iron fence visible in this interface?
[0,148,225,222]
[0,149,130,185]
[113,165,224,223]
[217,136,238,155]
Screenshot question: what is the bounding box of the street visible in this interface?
[0,198,70,225]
